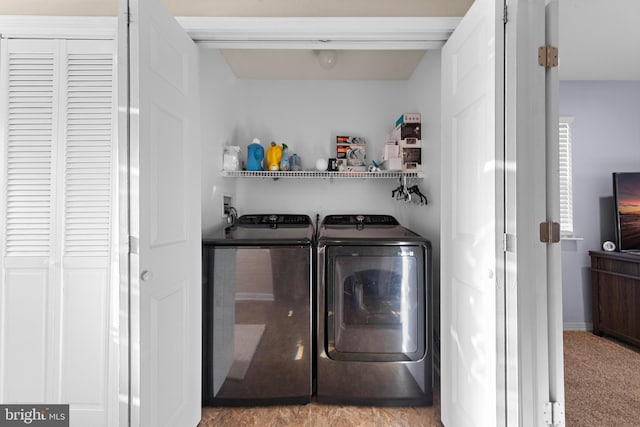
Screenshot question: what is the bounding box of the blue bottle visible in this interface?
[246,138,264,171]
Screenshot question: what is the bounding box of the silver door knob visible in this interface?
[141,270,154,281]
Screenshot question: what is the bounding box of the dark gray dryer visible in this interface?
[202,214,313,405]
[316,214,432,406]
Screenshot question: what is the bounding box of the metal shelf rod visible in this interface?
[220,170,424,179]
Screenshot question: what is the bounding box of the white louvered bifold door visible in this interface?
[0,38,117,427]
[1,39,59,404]
[58,40,117,427]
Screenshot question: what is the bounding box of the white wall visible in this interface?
[200,49,441,225]
[407,50,442,360]
[559,80,640,330]
[231,79,411,219]
[200,48,240,235]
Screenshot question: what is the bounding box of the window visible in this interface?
[559,116,574,236]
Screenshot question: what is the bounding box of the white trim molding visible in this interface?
[0,16,116,39]
[0,16,459,48]
[563,322,593,332]
[177,16,461,49]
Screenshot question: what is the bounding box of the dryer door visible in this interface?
[325,245,426,362]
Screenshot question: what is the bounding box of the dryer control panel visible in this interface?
[322,214,399,227]
[237,214,311,228]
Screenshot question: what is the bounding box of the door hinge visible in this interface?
[503,233,515,252]
[543,401,565,425]
[129,236,139,255]
[540,221,560,243]
[538,45,559,68]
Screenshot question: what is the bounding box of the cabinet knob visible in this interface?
[141,270,154,281]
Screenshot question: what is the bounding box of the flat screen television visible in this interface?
[612,172,640,252]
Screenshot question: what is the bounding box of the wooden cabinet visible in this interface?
[589,250,640,347]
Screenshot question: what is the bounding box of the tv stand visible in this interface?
[589,250,640,348]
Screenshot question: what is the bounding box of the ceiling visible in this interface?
[1,0,638,80]
[0,0,473,80]
[217,49,428,80]
[0,0,473,17]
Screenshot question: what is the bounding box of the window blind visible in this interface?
[559,117,574,235]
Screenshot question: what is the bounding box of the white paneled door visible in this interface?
[440,0,504,425]
[0,38,117,426]
[122,0,202,425]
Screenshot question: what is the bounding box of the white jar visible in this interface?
[223,146,240,171]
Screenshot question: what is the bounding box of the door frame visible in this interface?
[116,2,131,425]
[114,8,556,426]
[113,14,472,426]
[504,0,559,425]
[177,17,460,50]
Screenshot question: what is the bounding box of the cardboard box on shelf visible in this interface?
[336,136,366,167]
[382,158,403,171]
[395,113,421,127]
[401,147,422,171]
[383,143,400,159]
[391,122,421,141]
[399,138,422,148]
[403,162,421,171]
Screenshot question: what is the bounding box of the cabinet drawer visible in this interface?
[592,255,640,278]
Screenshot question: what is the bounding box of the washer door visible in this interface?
[325,245,426,362]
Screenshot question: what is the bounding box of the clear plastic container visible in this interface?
[290,153,302,171]
[223,146,241,171]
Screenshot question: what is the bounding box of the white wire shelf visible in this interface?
[220,170,424,179]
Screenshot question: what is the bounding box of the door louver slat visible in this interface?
[4,52,55,257]
[63,53,114,257]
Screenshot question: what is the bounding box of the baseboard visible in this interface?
[563,322,593,331]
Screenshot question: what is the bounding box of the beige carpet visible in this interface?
[564,331,640,426]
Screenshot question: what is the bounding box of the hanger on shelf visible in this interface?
[391,176,427,206]
[408,184,428,205]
